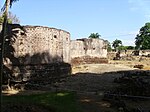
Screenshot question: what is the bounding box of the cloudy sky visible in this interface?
[0,0,150,46]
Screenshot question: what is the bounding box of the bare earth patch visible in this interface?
[2,62,150,112]
[55,63,150,112]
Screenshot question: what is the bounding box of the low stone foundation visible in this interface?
[71,56,108,65]
[3,63,71,89]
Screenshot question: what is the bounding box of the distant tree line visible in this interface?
[88,33,135,52]
[111,22,150,51]
[88,22,150,52]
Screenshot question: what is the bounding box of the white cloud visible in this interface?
[123,39,135,46]
[128,0,150,19]
[115,30,139,37]
[126,31,139,35]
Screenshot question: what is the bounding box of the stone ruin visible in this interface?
[71,38,108,65]
[1,24,108,88]
[8,25,71,63]
[2,24,71,88]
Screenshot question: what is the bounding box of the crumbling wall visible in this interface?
[3,24,71,86]
[9,25,71,64]
[70,38,108,64]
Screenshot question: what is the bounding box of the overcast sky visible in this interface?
[0,0,150,46]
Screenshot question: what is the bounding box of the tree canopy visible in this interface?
[88,33,101,39]
[0,12,20,24]
[112,39,122,51]
[104,40,112,52]
[135,22,150,50]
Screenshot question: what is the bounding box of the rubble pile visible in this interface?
[113,71,150,97]
[104,71,150,111]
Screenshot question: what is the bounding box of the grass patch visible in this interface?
[2,91,80,112]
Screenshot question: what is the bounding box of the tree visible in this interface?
[0,11,20,24]
[0,0,19,92]
[0,12,19,24]
[104,40,112,52]
[126,46,135,50]
[88,33,101,39]
[135,22,150,50]
[118,45,125,51]
[112,39,122,51]
[8,11,20,23]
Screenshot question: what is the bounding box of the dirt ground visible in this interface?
[2,57,150,112]
[56,59,150,112]
[109,55,150,70]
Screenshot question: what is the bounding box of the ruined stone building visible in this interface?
[2,24,71,84]
[71,38,107,58]
[70,38,108,64]
[1,24,108,86]
[9,25,70,64]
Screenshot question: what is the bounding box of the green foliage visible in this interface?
[88,33,101,39]
[115,45,135,51]
[107,44,112,51]
[0,12,20,24]
[104,40,112,52]
[126,46,135,50]
[1,0,19,101]
[112,39,122,51]
[118,45,126,51]
[0,16,3,24]
[135,22,150,50]
[0,15,12,24]
[2,91,79,112]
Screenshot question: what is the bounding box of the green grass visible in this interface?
[2,91,80,112]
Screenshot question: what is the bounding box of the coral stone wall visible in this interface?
[2,24,109,86]
[10,25,70,64]
[70,38,108,64]
[71,38,107,58]
[3,24,71,84]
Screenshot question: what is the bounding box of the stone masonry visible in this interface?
[70,38,108,64]
[2,24,71,85]
[8,25,70,64]
[1,24,108,87]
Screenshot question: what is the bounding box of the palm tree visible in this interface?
[88,33,101,39]
[0,0,19,91]
[112,39,122,51]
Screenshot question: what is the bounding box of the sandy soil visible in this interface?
[72,63,136,74]
[109,56,150,70]
[55,63,150,112]
[2,61,150,112]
